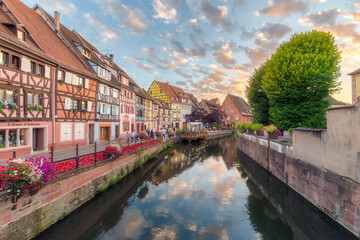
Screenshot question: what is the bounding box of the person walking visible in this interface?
[131,131,135,143]
[150,129,154,139]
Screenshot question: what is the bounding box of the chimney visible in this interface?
[54,11,60,30]
[110,54,114,62]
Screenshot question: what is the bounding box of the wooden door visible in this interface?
[89,124,94,144]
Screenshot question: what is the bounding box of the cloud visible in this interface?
[186,0,235,31]
[212,43,236,69]
[34,0,77,15]
[258,23,292,40]
[124,56,152,72]
[83,13,120,41]
[157,32,172,40]
[153,0,179,23]
[257,0,308,17]
[94,0,149,35]
[299,8,341,26]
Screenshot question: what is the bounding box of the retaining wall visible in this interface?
[0,140,175,240]
[238,134,360,237]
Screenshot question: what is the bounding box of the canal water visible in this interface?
[35,137,356,240]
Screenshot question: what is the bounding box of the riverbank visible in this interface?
[0,139,178,240]
[237,133,360,238]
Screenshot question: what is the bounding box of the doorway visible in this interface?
[100,127,110,141]
[115,125,119,139]
[89,124,94,144]
[32,128,44,151]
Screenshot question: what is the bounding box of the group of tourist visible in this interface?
[124,128,176,143]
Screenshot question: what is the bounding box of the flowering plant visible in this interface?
[104,145,121,160]
[110,141,123,155]
[139,131,148,139]
[155,131,163,137]
[0,157,55,195]
[170,131,175,136]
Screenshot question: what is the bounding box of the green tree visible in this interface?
[262,30,341,130]
[246,63,270,125]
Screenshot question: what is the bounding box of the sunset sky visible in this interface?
[22,0,359,103]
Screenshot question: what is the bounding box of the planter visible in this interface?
[256,130,264,136]
[247,129,254,135]
[268,132,279,140]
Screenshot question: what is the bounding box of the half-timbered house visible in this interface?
[0,1,55,158]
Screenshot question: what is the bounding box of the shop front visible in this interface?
[0,121,52,160]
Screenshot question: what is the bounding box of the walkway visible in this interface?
[0,135,171,165]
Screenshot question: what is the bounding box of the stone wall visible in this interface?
[293,101,360,182]
[238,134,360,237]
[0,140,174,240]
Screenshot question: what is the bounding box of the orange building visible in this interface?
[220,94,253,127]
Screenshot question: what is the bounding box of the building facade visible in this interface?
[157,99,172,129]
[220,94,253,127]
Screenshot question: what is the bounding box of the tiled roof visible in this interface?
[155,81,181,104]
[0,7,16,25]
[209,98,220,105]
[4,0,90,73]
[228,94,253,116]
[155,99,171,109]
[137,88,153,100]
[201,99,220,109]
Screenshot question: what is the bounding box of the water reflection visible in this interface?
[35,138,356,240]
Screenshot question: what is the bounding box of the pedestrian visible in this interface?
[150,129,154,139]
[126,132,129,143]
[136,132,139,141]
[131,131,135,143]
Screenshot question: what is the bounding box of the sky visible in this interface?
[22,0,360,103]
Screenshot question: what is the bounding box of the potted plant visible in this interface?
[8,103,17,112]
[251,123,264,136]
[35,105,42,112]
[59,80,64,85]
[139,131,148,140]
[155,131,163,137]
[71,108,78,115]
[78,84,83,90]
[264,125,282,140]
[0,101,6,110]
[82,109,87,114]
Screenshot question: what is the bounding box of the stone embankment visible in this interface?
[0,139,177,240]
[238,133,360,238]
[206,130,232,139]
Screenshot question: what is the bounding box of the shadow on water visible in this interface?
[237,149,357,240]
[34,137,357,240]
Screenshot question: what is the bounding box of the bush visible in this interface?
[155,131,163,137]
[104,146,121,160]
[0,157,55,195]
[139,131,148,139]
[244,123,253,130]
[251,124,264,132]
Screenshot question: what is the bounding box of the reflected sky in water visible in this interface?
[36,138,354,240]
[98,139,292,240]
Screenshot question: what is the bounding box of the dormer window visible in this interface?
[81,47,91,58]
[17,29,25,41]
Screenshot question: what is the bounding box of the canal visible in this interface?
[35,137,356,240]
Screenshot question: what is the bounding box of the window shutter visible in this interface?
[85,79,89,88]
[107,105,111,115]
[21,58,30,72]
[72,75,78,85]
[97,102,101,113]
[87,101,92,112]
[99,84,103,94]
[65,72,72,84]
[64,97,71,110]
[45,66,50,78]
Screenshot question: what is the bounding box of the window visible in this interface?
[73,99,79,110]
[8,129,17,147]
[38,64,45,76]
[226,101,230,105]
[57,71,65,82]
[163,117,165,122]
[81,47,91,58]
[30,62,36,74]
[168,118,171,122]
[17,29,25,41]
[20,129,26,146]
[235,116,239,121]
[168,110,171,114]
[78,77,84,86]
[0,130,4,147]
[60,122,72,142]
[74,123,85,140]
[27,92,40,106]
[81,101,87,110]
[12,55,20,69]
[1,52,9,66]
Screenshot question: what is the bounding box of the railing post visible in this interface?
[94,141,97,166]
[76,144,79,170]
[128,139,130,154]
[13,151,16,159]
[141,138,142,148]
[50,146,54,164]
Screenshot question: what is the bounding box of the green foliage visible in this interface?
[57,212,70,221]
[264,125,276,133]
[120,168,124,176]
[98,185,109,192]
[110,178,118,185]
[244,123,253,130]
[251,124,264,132]
[262,30,341,130]
[246,64,270,125]
[126,165,130,174]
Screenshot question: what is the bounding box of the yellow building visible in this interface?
[148,81,182,128]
